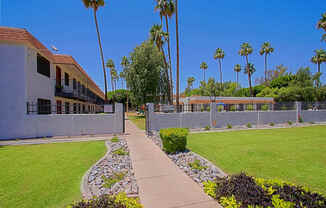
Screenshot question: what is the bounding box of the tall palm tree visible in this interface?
[239,42,254,96]
[259,42,274,82]
[213,48,225,88]
[106,59,115,92]
[311,49,326,87]
[200,62,208,82]
[82,0,108,102]
[175,0,180,106]
[150,24,172,104]
[317,12,326,42]
[234,64,241,88]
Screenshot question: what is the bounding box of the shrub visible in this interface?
[111,137,119,143]
[112,148,128,156]
[270,122,275,126]
[227,123,232,129]
[102,172,126,188]
[247,123,252,128]
[188,159,207,171]
[68,193,142,208]
[160,128,189,154]
[204,125,211,131]
[287,121,293,126]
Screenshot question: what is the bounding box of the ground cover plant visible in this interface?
[204,173,326,208]
[0,141,106,208]
[188,126,326,194]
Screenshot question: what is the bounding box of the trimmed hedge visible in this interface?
[160,128,189,154]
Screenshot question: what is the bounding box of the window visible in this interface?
[37,99,51,114]
[64,73,69,86]
[37,54,50,78]
[65,102,70,114]
[73,103,77,114]
[56,100,62,114]
[73,79,77,90]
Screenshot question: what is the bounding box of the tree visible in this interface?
[317,12,326,42]
[82,0,108,102]
[259,42,274,82]
[234,64,241,88]
[244,63,256,97]
[124,41,166,106]
[311,49,326,87]
[213,48,225,89]
[106,59,115,92]
[200,62,208,82]
[175,0,180,107]
[150,24,172,104]
[239,42,254,96]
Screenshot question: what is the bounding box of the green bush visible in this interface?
[68,192,142,208]
[160,128,189,154]
[247,123,252,128]
[204,125,211,131]
[227,123,232,129]
[111,137,119,143]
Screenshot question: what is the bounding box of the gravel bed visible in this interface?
[148,132,227,186]
[85,138,139,198]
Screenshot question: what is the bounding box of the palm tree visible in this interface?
[213,48,225,88]
[244,63,256,95]
[239,42,254,96]
[259,42,274,82]
[187,76,195,90]
[200,62,208,82]
[82,0,108,102]
[234,64,241,88]
[175,0,180,106]
[311,49,326,87]
[106,59,115,92]
[317,12,326,42]
[150,24,172,104]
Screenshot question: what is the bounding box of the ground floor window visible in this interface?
[65,102,70,114]
[38,99,51,115]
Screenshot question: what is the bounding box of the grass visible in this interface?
[128,114,145,130]
[0,141,106,208]
[187,125,326,195]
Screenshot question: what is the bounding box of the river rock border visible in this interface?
[81,137,139,199]
[147,132,227,186]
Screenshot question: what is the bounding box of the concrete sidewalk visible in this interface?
[125,120,219,208]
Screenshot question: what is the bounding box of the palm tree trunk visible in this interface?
[165,16,173,103]
[264,54,267,83]
[93,8,108,102]
[218,59,223,90]
[245,56,253,97]
[175,0,180,107]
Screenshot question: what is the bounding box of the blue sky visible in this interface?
[1,0,325,92]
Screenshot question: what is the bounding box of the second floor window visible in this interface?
[65,73,69,86]
[37,54,50,78]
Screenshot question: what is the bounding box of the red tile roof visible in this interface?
[0,27,53,60]
[0,27,105,99]
[53,54,105,99]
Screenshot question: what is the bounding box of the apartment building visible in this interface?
[0,27,105,117]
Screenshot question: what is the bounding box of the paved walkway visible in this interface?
[0,136,110,146]
[124,120,219,208]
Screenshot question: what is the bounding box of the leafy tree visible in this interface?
[82,0,108,101]
[213,48,225,88]
[234,64,241,88]
[259,42,274,82]
[124,41,166,106]
[200,62,208,82]
[239,42,254,96]
[311,49,326,87]
[317,12,326,42]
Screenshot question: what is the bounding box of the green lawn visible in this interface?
[188,126,326,195]
[0,141,106,208]
[128,115,145,130]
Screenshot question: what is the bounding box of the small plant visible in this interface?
[160,128,189,154]
[101,172,126,189]
[112,148,128,155]
[111,137,119,143]
[227,123,232,129]
[287,121,293,125]
[203,181,217,198]
[188,159,207,171]
[270,122,275,126]
[204,125,211,131]
[247,123,252,128]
